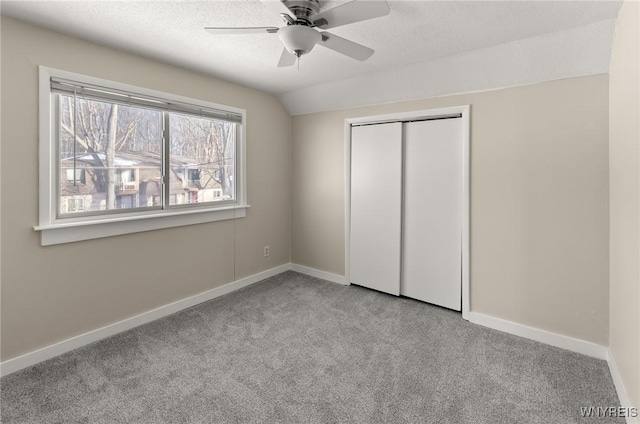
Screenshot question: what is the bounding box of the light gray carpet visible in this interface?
[1,271,623,423]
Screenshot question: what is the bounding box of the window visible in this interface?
[36,67,247,246]
[67,198,85,213]
[65,168,85,184]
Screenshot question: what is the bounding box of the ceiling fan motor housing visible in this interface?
[284,0,320,22]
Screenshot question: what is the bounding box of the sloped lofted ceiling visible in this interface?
[0,0,622,114]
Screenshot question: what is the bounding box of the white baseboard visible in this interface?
[290,263,348,285]
[468,312,636,420]
[4,262,630,422]
[467,311,608,360]
[289,267,611,361]
[0,263,290,377]
[607,348,639,424]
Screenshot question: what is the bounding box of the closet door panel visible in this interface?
[350,123,402,295]
[402,118,462,310]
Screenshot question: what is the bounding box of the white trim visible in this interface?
[39,66,55,227]
[290,263,348,285]
[344,106,471,319]
[293,263,612,365]
[0,264,290,377]
[345,106,467,127]
[467,311,608,360]
[37,205,249,246]
[40,66,246,119]
[344,120,353,288]
[1,260,627,418]
[607,348,639,424]
[37,66,248,246]
[461,107,470,320]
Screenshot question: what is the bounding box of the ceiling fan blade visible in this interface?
[204,27,279,35]
[261,0,295,19]
[312,0,390,29]
[277,48,297,67]
[319,32,374,61]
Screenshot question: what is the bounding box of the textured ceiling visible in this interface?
[0,0,622,99]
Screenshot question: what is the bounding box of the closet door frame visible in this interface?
[344,105,471,320]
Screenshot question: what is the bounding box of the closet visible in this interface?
[349,113,465,311]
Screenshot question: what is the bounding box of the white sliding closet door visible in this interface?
[402,118,463,310]
[350,123,402,295]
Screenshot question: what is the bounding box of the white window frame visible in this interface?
[35,66,248,246]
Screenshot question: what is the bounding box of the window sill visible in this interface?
[34,205,249,246]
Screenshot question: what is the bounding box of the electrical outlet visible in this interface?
[264,245,270,257]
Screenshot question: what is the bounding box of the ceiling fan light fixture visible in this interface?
[277,25,321,57]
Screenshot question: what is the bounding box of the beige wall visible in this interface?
[0,12,621,371]
[609,0,640,409]
[292,75,610,345]
[0,17,291,361]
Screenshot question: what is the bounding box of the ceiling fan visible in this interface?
[204,0,390,67]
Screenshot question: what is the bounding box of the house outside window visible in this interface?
[36,67,247,246]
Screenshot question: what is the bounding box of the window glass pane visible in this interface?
[58,95,163,215]
[168,113,236,206]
